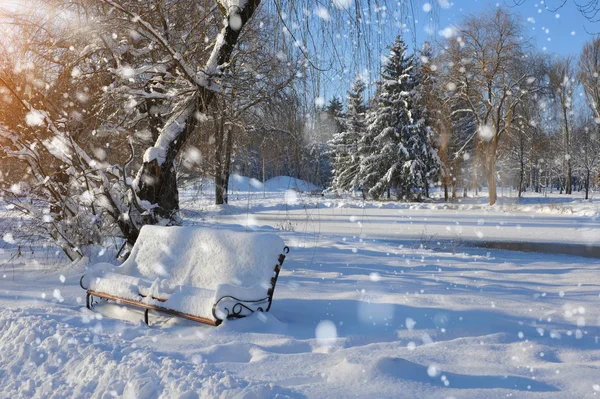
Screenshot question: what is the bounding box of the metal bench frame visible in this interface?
[81,246,289,326]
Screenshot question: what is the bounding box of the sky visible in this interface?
[427,0,593,57]
[0,0,593,58]
[0,0,596,101]
[312,0,597,101]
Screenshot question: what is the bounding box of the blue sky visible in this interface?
[313,0,598,101]
[424,0,593,57]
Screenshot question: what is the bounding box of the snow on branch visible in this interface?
[101,0,203,87]
[141,103,196,166]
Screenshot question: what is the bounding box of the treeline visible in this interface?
[328,8,600,204]
[2,2,600,260]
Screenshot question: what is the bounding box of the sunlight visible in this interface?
[0,0,19,12]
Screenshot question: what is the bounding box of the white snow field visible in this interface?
[1,178,600,398]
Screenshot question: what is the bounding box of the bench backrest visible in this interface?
[118,225,285,290]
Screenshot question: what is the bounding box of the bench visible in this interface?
[80,225,289,326]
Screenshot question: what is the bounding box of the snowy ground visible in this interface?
[1,178,600,398]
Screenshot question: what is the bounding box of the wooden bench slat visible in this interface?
[87,289,219,326]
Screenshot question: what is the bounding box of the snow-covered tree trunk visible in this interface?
[134,0,262,225]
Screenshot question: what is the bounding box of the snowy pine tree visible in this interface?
[405,47,441,199]
[329,76,366,194]
[357,35,439,200]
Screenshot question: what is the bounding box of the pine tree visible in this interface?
[329,76,366,194]
[357,35,440,200]
[358,36,415,199]
[326,96,345,134]
[404,45,441,199]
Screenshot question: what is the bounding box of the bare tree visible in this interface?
[441,8,541,205]
[548,56,576,194]
[573,117,600,199]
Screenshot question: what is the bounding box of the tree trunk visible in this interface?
[518,160,524,198]
[262,155,266,199]
[528,160,533,193]
[486,150,498,205]
[223,125,234,204]
[486,141,498,205]
[133,0,261,239]
[215,114,226,205]
[586,169,590,200]
[137,106,199,225]
[487,171,497,205]
[563,106,572,195]
[567,161,572,194]
[444,182,448,202]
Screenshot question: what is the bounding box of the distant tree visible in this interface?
[358,37,414,199]
[441,8,542,205]
[548,56,576,194]
[358,35,438,200]
[573,117,600,199]
[579,37,600,121]
[328,76,366,194]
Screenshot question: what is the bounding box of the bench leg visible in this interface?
[144,309,149,326]
[86,293,92,310]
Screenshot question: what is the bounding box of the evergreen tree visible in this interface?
[357,34,440,200]
[405,45,441,199]
[326,96,345,134]
[358,36,415,199]
[329,76,366,194]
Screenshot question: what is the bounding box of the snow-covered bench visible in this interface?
[80,225,289,326]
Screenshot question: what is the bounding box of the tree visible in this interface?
[573,117,600,199]
[358,35,438,200]
[358,37,414,199]
[0,0,266,256]
[412,49,441,198]
[329,75,366,194]
[548,56,576,194]
[442,8,541,205]
[419,42,452,200]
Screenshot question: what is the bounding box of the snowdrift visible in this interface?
[186,175,319,194]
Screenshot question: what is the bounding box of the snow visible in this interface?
[143,106,195,165]
[264,176,319,192]
[188,175,319,195]
[1,186,600,397]
[83,225,285,320]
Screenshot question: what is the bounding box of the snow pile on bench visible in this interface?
[82,225,285,320]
